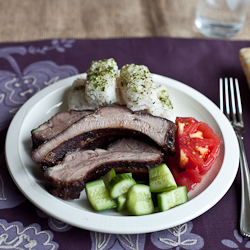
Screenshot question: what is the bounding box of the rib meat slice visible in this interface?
[31,110,92,148]
[44,138,163,200]
[31,105,176,167]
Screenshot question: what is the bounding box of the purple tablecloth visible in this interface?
[1,37,250,249]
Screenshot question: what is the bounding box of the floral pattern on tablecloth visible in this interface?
[90,232,146,250]
[36,208,73,232]
[0,219,59,249]
[0,41,78,130]
[222,229,250,249]
[0,152,26,209]
[150,221,204,250]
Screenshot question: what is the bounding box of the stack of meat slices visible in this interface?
[31,105,177,200]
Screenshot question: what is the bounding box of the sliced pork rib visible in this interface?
[31,110,92,148]
[31,105,176,167]
[44,138,164,200]
[107,137,162,153]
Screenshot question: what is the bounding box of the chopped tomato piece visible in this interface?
[197,122,222,144]
[166,117,222,192]
[178,138,221,175]
[176,117,200,145]
[189,131,203,139]
[165,155,201,192]
[176,117,222,175]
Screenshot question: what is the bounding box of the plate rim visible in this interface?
[5,73,239,234]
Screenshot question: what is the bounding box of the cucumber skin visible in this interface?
[149,163,177,193]
[126,184,154,216]
[86,179,117,211]
[157,186,188,212]
[108,173,136,199]
[32,129,40,134]
[101,168,117,187]
[117,193,127,212]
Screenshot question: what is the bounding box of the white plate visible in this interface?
[5,73,239,234]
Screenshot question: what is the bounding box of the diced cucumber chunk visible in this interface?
[126,184,154,216]
[108,173,136,199]
[149,163,177,193]
[100,168,116,187]
[85,179,117,211]
[117,193,127,212]
[157,186,188,212]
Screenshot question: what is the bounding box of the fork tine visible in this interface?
[219,78,224,112]
[235,78,244,125]
[230,78,237,124]
[224,78,230,120]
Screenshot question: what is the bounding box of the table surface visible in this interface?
[1,1,250,250]
[1,0,250,42]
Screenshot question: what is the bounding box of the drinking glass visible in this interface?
[195,0,249,38]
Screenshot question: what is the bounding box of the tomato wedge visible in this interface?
[167,117,222,192]
[165,155,201,192]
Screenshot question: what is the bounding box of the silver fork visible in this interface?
[220,77,250,237]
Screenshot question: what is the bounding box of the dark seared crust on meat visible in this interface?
[164,123,176,154]
[32,105,177,167]
[44,156,163,200]
[32,136,45,150]
[40,128,163,168]
[45,181,84,200]
[40,131,118,168]
[31,110,92,148]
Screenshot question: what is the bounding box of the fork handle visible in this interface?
[237,133,250,237]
